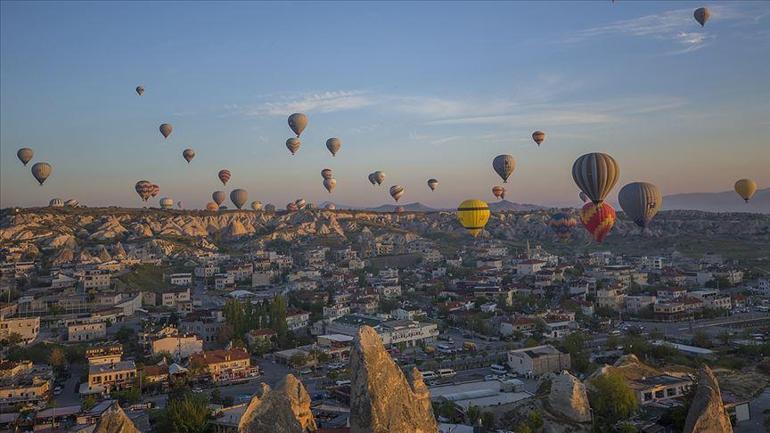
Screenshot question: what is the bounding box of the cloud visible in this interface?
[227,91,375,117]
[565,5,747,54]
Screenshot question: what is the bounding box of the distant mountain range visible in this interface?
[662,188,770,213]
[320,200,546,213]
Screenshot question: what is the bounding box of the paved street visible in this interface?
[735,386,770,433]
[52,363,83,407]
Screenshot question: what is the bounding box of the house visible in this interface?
[516,260,546,276]
[629,374,693,406]
[656,287,687,302]
[169,273,193,286]
[625,295,657,314]
[84,361,137,395]
[190,348,253,383]
[81,269,111,290]
[286,309,311,331]
[499,317,536,337]
[85,344,123,366]
[0,316,40,344]
[162,287,191,309]
[151,334,204,360]
[507,345,571,376]
[654,302,687,321]
[0,361,52,408]
[68,321,107,342]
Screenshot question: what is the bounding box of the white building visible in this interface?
[169,273,193,286]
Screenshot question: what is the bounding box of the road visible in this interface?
[735,386,770,433]
[52,363,83,407]
[625,311,770,339]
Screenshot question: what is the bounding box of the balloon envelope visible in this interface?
[324,203,336,210]
[251,201,263,211]
[136,86,144,96]
[389,185,405,202]
[492,155,515,183]
[580,202,616,243]
[323,178,337,193]
[492,186,504,200]
[212,191,226,205]
[288,113,308,137]
[218,169,231,186]
[17,148,33,166]
[206,202,219,211]
[49,198,64,208]
[286,138,301,155]
[159,197,174,209]
[532,131,546,146]
[427,179,438,191]
[159,123,173,138]
[579,192,589,203]
[549,212,577,240]
[183,149,195,163]
[321,169,333,180]
[734,178,757,202]
[368,173,377,185]
[694,7,710,26]
[374,171,386,185]
[457,199,491,237]
[618,182,662,229]
[31,162,52,185]
[135,181,152,201]
[572,152,620,204]
[326,137,341,156]
[230,189,248,209]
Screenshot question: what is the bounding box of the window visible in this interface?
[644,392,652,401]
[655,390,664,399]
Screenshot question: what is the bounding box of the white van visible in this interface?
[490,364,507,375]
[420,370,438,380]
[436,344,454,354]
[438,368,456,378]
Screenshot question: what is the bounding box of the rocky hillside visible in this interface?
[1,207,769,262]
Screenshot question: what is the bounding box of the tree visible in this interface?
[481,412,495,431]
[49,348,67,371]
[588,371,638,425]
[515,424,532,433]
[692,330,711,348]
[466,405,481,424]
[270,295,289,347]
[290,352,307,368]
[527,410,544,430]
[156,393,211,433]
[82,395,97,411]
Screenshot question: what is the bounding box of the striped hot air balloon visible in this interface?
[580,202,616,243]
[49,198,64,208]
[549,213,577,240]
[212,191,226,206]
[159,197,174,209]
[572,152,620,204]
[492,186,505,200]
[218,170,231,186]
[389,185,405,202]
[150,184,160,198]
[457,199,491,237]
[135,180,153,201]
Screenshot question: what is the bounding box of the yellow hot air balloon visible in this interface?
[456,199,491,237]
[734,178,757,202]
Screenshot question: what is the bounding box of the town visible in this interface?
[1,207,769,433]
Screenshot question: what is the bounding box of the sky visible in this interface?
[1,1,769,210]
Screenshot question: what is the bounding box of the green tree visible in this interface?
[617,423,637,433]
[527,410,544,430]
[588,371,638,425]
[156,393,211,433]
[290,352,307,368]
[692,330,711,348]
[49,347,67,371]
[466,405,481,424]
[82,395,98,411]
[481,412,495,431]
[515,424,532,433]
[270,295,289,347]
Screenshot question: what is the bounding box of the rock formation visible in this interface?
[93,403,140,433]
[684,366,733,433]
[238,374,317,433]
[349,325,438,433]
[544,371,592,423]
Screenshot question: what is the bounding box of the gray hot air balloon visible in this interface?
[136,86,144,96]
[326,137,341,156]
[532,131,546,146]
[324,203,336,210]
[17,148,33,166]
[264,203,276,212]
[212,191,226,206]
[572,152,620,204]
[159,197,174,209]
[31,162,52,185]
[323,178,337,193]
[182,149,195,163]
[427,178,438,191]
[390,185,405,202]
[65,199,79,207]
[49,198,64,208]
[288,113,308,137]
[374,171,386,185]
[579,191,589,203]
[286,138,301,155]
[492,155,516,183]
[159,123,173,139]
[694,7,710,27]
[230,189,248,209]
[251,201,263,211]
[368,173,377,185]
[618,182,662,229]
[321,169,333,180]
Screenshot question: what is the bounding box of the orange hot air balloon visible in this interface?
[206,202,219,211]
[580,202,616,243]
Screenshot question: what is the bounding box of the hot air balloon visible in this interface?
[251,201,263,211]
[579,192,589,203]
[159,197,174,209]
[177,201,183,209]
[492,186,505,200]
[326,138,341,156]
[390,185,405,202]
[618,182,662,229]
[323,178,337,193]
[135,181,152,201]
[65,199,79,208]
[734,178,757,202]
[219,205,229,211]
[395,206,405,214]
[288,113,308,137]
[286,138,301,155]
[532,131,546,146]
[150,184,160,198]
[572,152,620,204]
[549,213,577,240]
[136,86,144,96]
[218,170,231,186]
[295,199,307,210]
[493,155,515,183]
[17,148,33,166]
[31,162,52,185]
[159,123,173,139]
[212,191,226,206]
[183,149,195,163]
[694,7,710,27]
[374,171,386,185]
[457,199,491,237]
[427,179,438,191]
[580,202,616,243]
[321,169,333,180]
[230,189,248,209]
[287,202,299,212]
[206,202,219,211]
[324,203,336,210]
[264,204,276,212]
[368,173,377,185]
[49,198,64,208]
